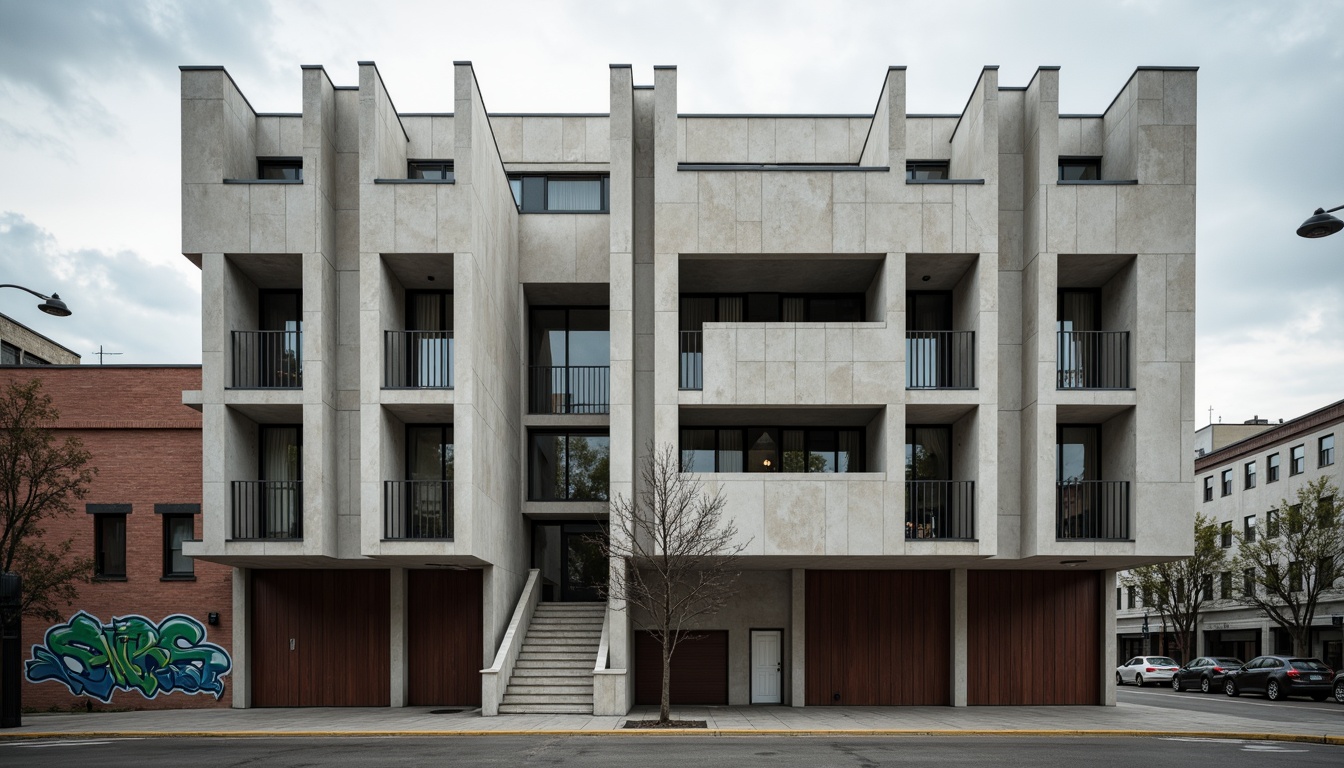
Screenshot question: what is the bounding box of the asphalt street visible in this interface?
[1116,684,1344,728]
[2,735,1341,768]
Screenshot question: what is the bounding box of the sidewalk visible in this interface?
[3,699,1343,742]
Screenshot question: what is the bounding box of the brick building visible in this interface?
[0,365,232,711]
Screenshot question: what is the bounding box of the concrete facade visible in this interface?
[0,313,81,365]
[181,63,1197,712]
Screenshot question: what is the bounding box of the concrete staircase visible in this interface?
[498,602,604,714]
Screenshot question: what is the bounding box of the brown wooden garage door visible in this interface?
[251,569,390,707]
[635,630,728,705]
[967,569,1100,705]
[407,569,483,706]
[806,570,950,706]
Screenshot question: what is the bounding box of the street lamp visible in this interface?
[0,284,71,317]
[1296,205,1344,239]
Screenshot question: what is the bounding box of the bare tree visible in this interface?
[603,442,748,725]
[1233,477,1344,657]
[1122,511,1226,663]
[0,378,97,620]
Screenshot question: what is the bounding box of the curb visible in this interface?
[2,730,1342,744]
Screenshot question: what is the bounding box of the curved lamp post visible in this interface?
[1297,205,1344,239]
[0,284,71,317]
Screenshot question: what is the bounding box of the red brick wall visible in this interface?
[0,367,233,711]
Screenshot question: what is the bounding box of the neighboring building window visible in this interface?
[509,174,609,212]
[1243,514,1257,542]
[529,431,610,501]
[1288,503,1303,534]
[1318,496,1335,526]
[162,515,195,578]
[1116,587,1121,610]
[1244,460,1256,490]
[1266,453,1280,482]
[1320,434,1335,467]
[0,341,20,365]
[1266,509,1280,537]
[1141,586,1152,607]
[1219,520,1232,548]
[1219,571,1232,600]
[906,160,949,180]
[1200,573,1212,601]
[1317,556,1336,590]
[94,514,127,579]
[1289,561,1303,592]
[23,352,49,365]
[1202,476,1213,502]
[257,157,302,181]
[1290,444,1305,475]
[1125,585,1136,609]
[1221,469,1233,497]
[1058,156,1101,181]
[1242,568,1255,596]
[408,160,454,181]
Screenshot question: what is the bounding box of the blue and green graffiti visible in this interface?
[25,611,231,702]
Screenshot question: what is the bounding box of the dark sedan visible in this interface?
[1224,655,1334,701]
[1172,656,1243,693]
[1335,671,1344,704]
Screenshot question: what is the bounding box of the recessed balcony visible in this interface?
[231,330,302,388]
[528,365,610,414]
[1056,330,1130,389]
[905,331,975,389]
[384,330,454,389]
[1055,479,1130,540]
[231,480,302,540]
[383,480,453,540]
[905,480,976,540]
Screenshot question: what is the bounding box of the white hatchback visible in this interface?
[1116,656,1180,686]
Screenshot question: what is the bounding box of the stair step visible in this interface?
[518,653,594,662]
[526,629,602,638]
[512,667,592,677]
[498,703,594,715]
[506,684,594,696]
[514,659,593,669]
[502,693,594,705]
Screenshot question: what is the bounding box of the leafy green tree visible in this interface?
[1233,477,1344,656]
[1122,511,1226,663]
[0,378,97,620]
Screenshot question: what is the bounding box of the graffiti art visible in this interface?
[25,611,232,702]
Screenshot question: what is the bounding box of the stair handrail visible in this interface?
[480,568,541,716]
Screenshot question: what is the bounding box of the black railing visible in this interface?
[680,331,703,390]
[905,480,976,540]
[1057,330,1130,389]
[528,365,610,414]
[1056,480,1130,540]
[231,480,302,540]
[906,331,976,389]
[231,330,302,388]
[383,480,453,540]
[384,330,454,388]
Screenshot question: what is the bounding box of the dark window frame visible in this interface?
[1221,469,1233,497]
[905,160,949,181]
[1266,508,1280,537]
[1320,434,1335,467]
[1055,423,1102,482]
[1219,571,1232,600]
[528,429,611,502]
[1290,444,1306,475]
[1243,567,1255,596]
[1244,460,1257,490]
[1202,476,1213,502]
[680,292,867,324]
[1266,452,1280,483]
[162,514,196,579]
[679,425,866,474]
[1243,514,1257,542]
[508,173,610,213]
[1058,156,1101,181]
[1219,520,1233,548]
[1126,585,1136,609]
[94,513,128,580]
[407,159,454,181]
[257,156,303,181]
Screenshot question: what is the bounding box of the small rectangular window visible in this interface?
[1125,585,1136,609]
[1266,509,1280,537]
[1243,568,1255,596]
[1058,156,1101,181]
[1266,453,1280,482]
[1221,469,1233,497]
[163,515,195,578]
[1243,514,1257,542]
[1290,444,1305,475]
[95,515,127,579]
[1320,434,1335,467]
[1219,520,1232,548]
[1,342,20,365]
[258,157,303,181]
[1244,461,1256,489]
[1200,573,1212,601]
[1219,571,1232,600]
[408,160,454,181]
[906,160,949,181]
[508,174,609,213]
[1203,476,1213,502]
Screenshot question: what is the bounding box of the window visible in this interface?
[1219,520,1232,548]
[1126,585,1136,609]
[906,160,949,181]
[1200,573,1212,601]
[529,307,611,414]
[408,160,453,181]
[1266,452,1280,482]
[1290,444,1305,475]
[257,157,302,181]
[1219,571,1232,600]
[1202,476,1213,502]
[1058,156,1101,181]
[1289,561,1303,592]
[1266,509,1280,537]
[529,431,609,501]
[0,341,18,365]
[1289,503,1303,534]
[1242,567,1255,596]
[1244,461,1256,490]
[1116,587,1121,610]
[94,513,127,579]
[1243,514,1257,542]
[1221,469,1233,496]
[1318,496,1335,526]
[1141,586,1152,607]
[681,426,865,473]
[162,515,195,578]
[1320,434,1335,467]
[509,174,609,212]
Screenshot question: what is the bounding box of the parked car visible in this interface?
[1172,656,1244,693]
[1224,655,1334,701]
[1334,671,1344,704]
[1116,656,1181,686]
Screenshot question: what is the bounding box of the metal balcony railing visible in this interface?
[231,330,302,388]
[1055,480,1130,540]
[1057,330,1130,389]
[384,330,454,388]
[231,480,302,540]
[680,330,703,390]
[383,480,453,540]
[905,480,976,540]
[528,365,610,414]
[906,331,976,389]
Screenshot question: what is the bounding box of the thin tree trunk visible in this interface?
[661,642,671,724]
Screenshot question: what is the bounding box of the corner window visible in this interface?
[258,157,302,181]
[1221,469,1233,497]
[906,160,949,181]
[163,515,195,578]
[509,174,609,213]
[1202,476,1213,502]
[529,431,609,501]
[95,514,127,579]
[1244,461,1256,490]
[1290,444,1305,475]
[408,160,454,181]
[1058,156,1100,181]
[1320,434,1335,467]
[1266,453,1280,482]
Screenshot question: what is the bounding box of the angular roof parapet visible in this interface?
[358,61,409,142]
[179,65,256,114]
[610,64,632,69]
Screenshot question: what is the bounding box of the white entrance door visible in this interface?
[751,630,782,704]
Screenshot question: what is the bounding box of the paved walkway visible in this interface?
[2,700,1342,741]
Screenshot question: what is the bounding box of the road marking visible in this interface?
[1123,690,1331,712]
[3,738,143,749]
[1241,744,1308,753]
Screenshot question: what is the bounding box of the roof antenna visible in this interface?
[91,345,123,364]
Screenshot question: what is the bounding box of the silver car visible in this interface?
[1116,656,1180,686]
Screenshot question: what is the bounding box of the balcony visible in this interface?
[231,330,302,388]
[383,480,453,540]
[1055,480,1130,540]
[528,365,610,414]
[680,330,703,390]
[384,330,454,389]
[1056,331,1130,389]
[905,480,976,540]
[905,331,975,389]
[231,480,302,540]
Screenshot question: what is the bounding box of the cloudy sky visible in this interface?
[1,0,1342,424]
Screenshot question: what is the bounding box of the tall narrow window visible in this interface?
[1244,461,1257,490]
[1057,290,1099,388]
[1243,514,1257,542]
[1267,453,1280,482]
[1221,469,1233,496]
[256,290,302,388]
[1203,476,1213,502]
[393,424,453,539]
[1220,521,1232,548]
[1290,444,1305,475]
[529,307,610,414]
[1320,434,1335,467]
[163,515,195,578]
[1219,572,1232,600]
[95,514,127,579]
[401,291,453,388]
[260,425,302,538]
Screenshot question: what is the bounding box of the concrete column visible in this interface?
[1102,569,1118,705]
[231,567,250,708]
[791,568,806,707]
[390,567,408,707]
[951,568,968,706]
